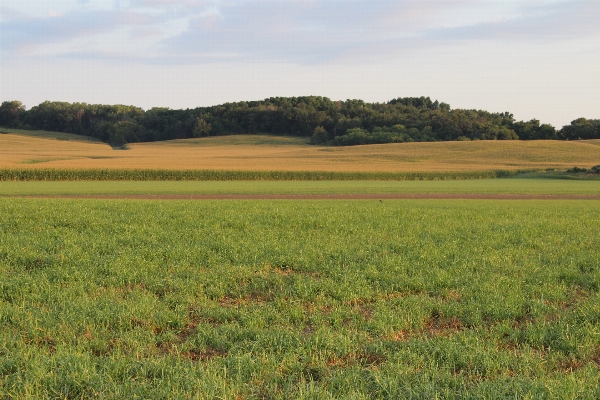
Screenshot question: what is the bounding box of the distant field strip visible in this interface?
[2,132,600,172]
[9,194,600,200]
[0,168,527,181]
[1,179,599,196]
[1,199,599,398]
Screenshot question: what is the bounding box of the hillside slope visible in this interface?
[2,131,599,172]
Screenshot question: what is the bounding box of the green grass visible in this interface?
[1,199,599,398]
[0,127,103,143]
[519,171,600,181]
[0,178,599,196]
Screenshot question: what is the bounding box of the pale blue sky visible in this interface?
[1,0,599,127]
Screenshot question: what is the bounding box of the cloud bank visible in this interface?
[2,0,598,64]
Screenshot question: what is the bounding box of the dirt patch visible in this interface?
[391,315,464,342]
[182,348,228,362]
[327,351,386,369]
[424,315,464,338]
[217,293,271,307]
[8,193,600,200]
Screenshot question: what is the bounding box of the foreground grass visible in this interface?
[1,199,599,398]
[1,178,600,196]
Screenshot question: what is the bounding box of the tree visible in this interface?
[560,118,599,140]
[310,126,328,144]
[0,100,26,127]
[192,118,212,137]
[108,121,145,146]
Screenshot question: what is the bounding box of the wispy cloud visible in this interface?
[1,0,598,64]
[425,0,600,43]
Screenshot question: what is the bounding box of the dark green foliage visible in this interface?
[0,100,26,128]
[567,166,600,174]
[2,97,599,146]
[513,119,558,140]
[331,125,437,145]
[560,118,600,140]
[310,126,328,144]
[192,117,212,138]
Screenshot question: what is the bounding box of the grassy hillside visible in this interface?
[1,129,600,172]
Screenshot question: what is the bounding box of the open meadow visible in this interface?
[2,130,600,172]
[1,199,600,398]
[4,0,600,398]
[1,128,600,398]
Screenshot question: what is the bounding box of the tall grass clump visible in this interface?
[0,168,532,181]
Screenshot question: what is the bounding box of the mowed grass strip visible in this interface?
[2,132,600,172]
[1,199,599,398]
[1,178,600,196]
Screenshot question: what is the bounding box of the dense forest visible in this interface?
[1,97,599,146]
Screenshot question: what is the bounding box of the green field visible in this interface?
[1,199,599,398]
[1,177,599,197]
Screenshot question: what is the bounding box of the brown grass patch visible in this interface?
[176,321,200,343]
[24,334,57,353]
[344,299,375,320]
[327,352,386,369]
[558,357,586,373]
[391,330,411,342]
[591,347,600,368]
[391,315,464,342]
[444,290,463,302]
[2,133,600,172]
[424,315,464,338]
[182,348,228,362]
[218,293,271,307]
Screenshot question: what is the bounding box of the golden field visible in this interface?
[1,130,600,172]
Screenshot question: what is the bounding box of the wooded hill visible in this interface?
[1,97,599,146]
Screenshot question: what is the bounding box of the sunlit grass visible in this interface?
[1,178,599,196]
[1,199,599,398]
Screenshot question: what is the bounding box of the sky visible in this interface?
[1,0,599,128]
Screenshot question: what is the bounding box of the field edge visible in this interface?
[0,168,538,181]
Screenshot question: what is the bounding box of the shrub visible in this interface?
[310,126,328,144]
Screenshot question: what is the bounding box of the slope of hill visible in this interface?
[2,130,599,172]
[0,127,104,143]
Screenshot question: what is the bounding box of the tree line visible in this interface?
[1,97,599,146]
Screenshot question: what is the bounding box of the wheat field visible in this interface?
[2,131,600,172]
